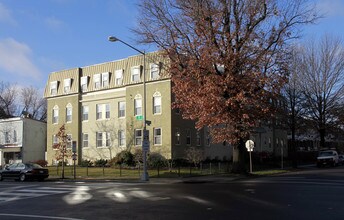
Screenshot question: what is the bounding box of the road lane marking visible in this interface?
[0,213,84,220]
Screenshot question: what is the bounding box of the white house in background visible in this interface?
[0,117,47,167]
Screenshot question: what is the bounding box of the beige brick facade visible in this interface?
[44,52,286,165]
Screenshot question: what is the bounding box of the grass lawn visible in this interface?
[47,165,231,179]
[251,169,290,176]
[47,163,292,180]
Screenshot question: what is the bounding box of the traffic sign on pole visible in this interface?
[245,140,254,173]
[245,140,254,152]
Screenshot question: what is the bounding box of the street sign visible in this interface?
[143,140,150,151]
[72,141,77,153]
[245,140,254,152]
[245,139,254,173]
[136,115,143,121]
[72,153,77,160]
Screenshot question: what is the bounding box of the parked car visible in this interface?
[338,155,344,165]
[317,150,339,167]
[0,163,49,182]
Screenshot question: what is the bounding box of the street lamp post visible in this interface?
[108,36,149,181]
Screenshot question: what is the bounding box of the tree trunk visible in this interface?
[291,126,298,168]
[231,138,247,174]
[319,128,326,149]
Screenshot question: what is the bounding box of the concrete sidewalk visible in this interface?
[46,173,246,184]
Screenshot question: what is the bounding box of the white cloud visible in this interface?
[0,3,16,25]
[45,16,64,30]
[317,0,344,17]
[0,38,42,81]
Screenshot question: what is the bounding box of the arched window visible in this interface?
[134,94,142,116]
[153,91,161,114]
[52,105,59,124]
[66,103,72,122]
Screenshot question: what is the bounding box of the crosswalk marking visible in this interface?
[0,186,77,203]
[18,189,70,193]
[0,192,47,196]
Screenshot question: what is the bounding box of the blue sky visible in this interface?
[0,0,344,91]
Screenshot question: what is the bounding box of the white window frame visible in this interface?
[52,135,58,146]
[50,81,58,95]
[134,97,142,116]
[105,132,111,147]
[115,69,123,86]
[131,66,141,82]
[96,132,103,147]
[96,104,103,120]
[154,128,162,145]
[135,129,142,146]
[66,103,72,123]
[102,72,109,88]
[118,130,125,146]
[150,63,160,79]
[105,103,110,119]
[94,74,101,89]
[63,78,71,94]
[186,129,191,145]
[96,132,110,147]
[153,95,161,114]
[81,76,88,92]
[82,133,89,148]
[53,106,59,124]
[118,101,125,118]
[82,106,89,121]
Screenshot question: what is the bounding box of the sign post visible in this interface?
[245,140,254,173]
[142,130,150,152]
[72,141,77,179]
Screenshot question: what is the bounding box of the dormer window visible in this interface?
[94,74,101,89]
[102,72,110,87]
[131,66,141,82]
[115,69,123,86]
[81,76,88,92]
[64,78,71,94]
[50,81,58,95]
[150,63,161,79]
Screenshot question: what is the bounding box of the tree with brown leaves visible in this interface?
[135,0,318,173]
[53,124,72,179]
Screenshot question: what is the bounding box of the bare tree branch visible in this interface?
[299,35,344,148]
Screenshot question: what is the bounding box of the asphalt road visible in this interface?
[0,166,343,220]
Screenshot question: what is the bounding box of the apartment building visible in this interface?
[44,52,289,165]
[0,117,47,167]
[44,52,232,165]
